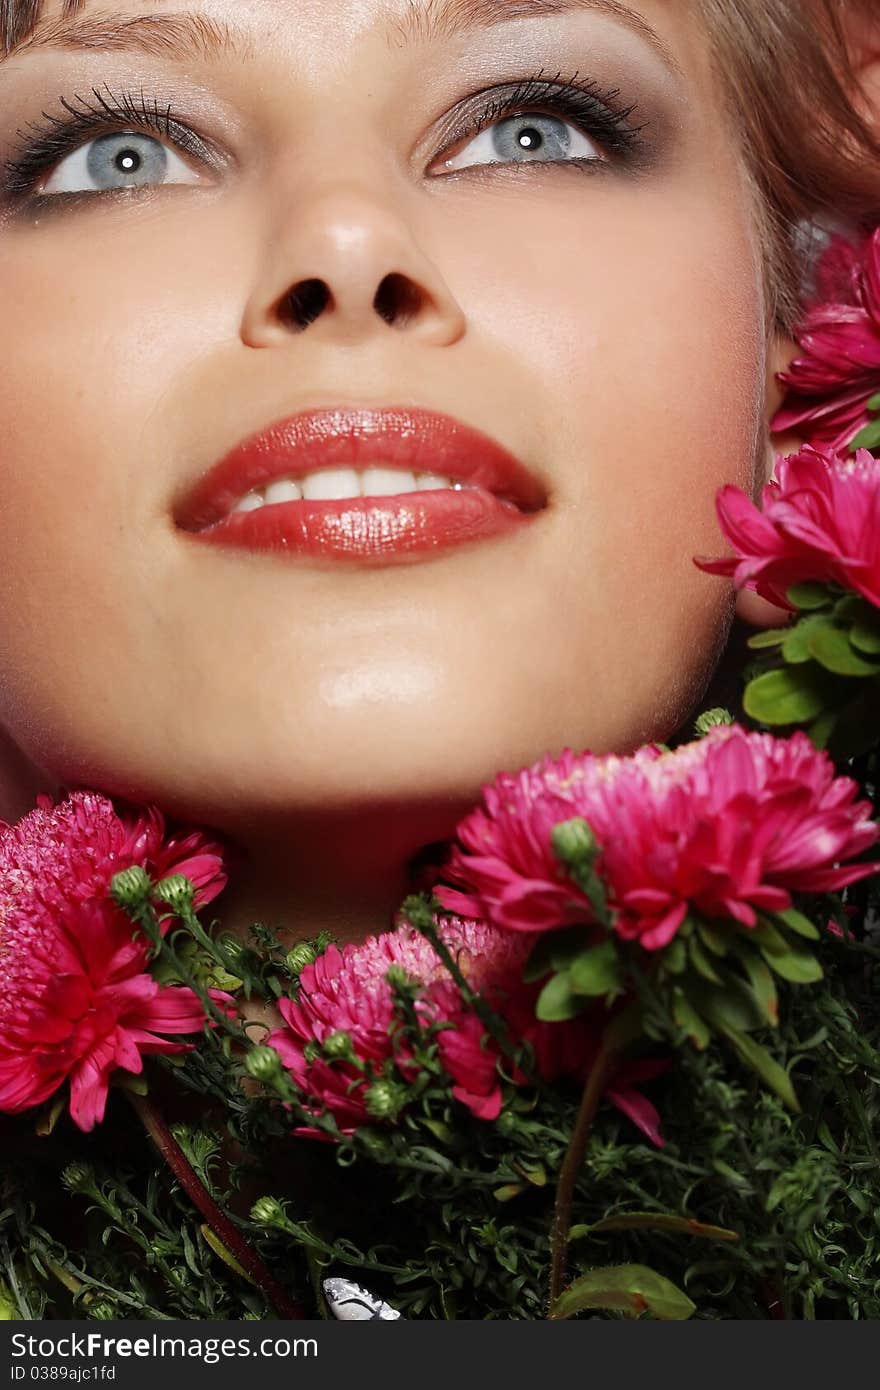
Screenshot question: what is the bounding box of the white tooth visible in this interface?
[232,491,265,513]
[416,473,450,491]
[361,468,418,497]
[264,478,303,505]
[300,468,361,501]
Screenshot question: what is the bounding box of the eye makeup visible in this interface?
[434,68,649,169]
[1,84,224,201]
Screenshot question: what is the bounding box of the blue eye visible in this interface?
[440,111,603,173]
[41,129,201,195]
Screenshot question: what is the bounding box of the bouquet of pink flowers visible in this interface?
[1,228,880,1323]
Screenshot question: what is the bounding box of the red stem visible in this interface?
[548,1047,614,1315]
[127,1090,307,1320]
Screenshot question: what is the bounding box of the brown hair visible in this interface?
[2,0,879,327]
[698,0,880,327]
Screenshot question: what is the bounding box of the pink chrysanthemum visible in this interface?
[0,791,230,1130]
[694,445,880,612]
[269,917,664,1144]
[436,726,879,951]
[773,229,880,454]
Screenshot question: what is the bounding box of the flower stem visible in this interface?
[548,1046,614,1313]
[126,1090,307,1320]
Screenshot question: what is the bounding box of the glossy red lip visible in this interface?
[176,407,547,565]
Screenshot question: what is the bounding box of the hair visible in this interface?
[698,0,880,328]
[2,0,879,328]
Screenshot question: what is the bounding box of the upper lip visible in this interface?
[175,406,548,531]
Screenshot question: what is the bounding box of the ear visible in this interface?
[734,332,801,629]
[843,8,880,130]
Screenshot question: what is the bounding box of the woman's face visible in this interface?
[0,0,777,836]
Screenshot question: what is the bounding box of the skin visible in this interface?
[0,0,797,945]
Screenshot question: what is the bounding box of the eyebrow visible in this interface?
[1,9,252,63]
[2,0,680,78]
[387,0,684,76]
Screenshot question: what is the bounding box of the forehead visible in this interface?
[3,0,686,61]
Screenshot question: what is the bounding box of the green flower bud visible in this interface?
[245,1045,284,1083]
[110,865,152,909]
[323,1030,355,1061]
[250,1196,285,1227]
[152,873,195,913]
[551,817,599,869]
[85,1301,118,1322]
[694,708,736,738]
[385,964,417,992]
[285,943,317,975]
[303,1040,321,1065]
[364,1079,407,1121]
[61,1161,95,1194]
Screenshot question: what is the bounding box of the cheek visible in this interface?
[0,203,247,762]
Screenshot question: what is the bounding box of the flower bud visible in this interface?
[323,1030,355,1061]
[152,873,195,913]
[85,1301,118,1321]
[250,1196,285,1227]
[245,1045,284,1083]
[385,964,416,992]
[110,865,152,909]
[61,1161,95,1194]
[285,943,317,975]
[364,1079,407,1121]
[694,708,736,738]
[551,817,599,869]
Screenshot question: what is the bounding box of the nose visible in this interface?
[241,187,467,349]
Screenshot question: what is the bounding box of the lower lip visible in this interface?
[187,486,534,564]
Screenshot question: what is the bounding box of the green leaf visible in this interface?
[747,628,789,651]
[550,1265,696,1321]
[806,708,840,750]
[732,941,778,1027]
[743,667,833,726]
[663,936,688,974]
[698,923,731,958]
[761,942,824,985]
[671,989,711,1049]
[493,1183,526,1202]
[868,392,880,412]
[782,615,835,665]
[714,1022,801,1112]
[752,920,823,983]
[689,935,724,985]
[688,976,767,1035]
[584,1213,740,1243]
[786,582,833,611]
[807,625,880,678]
[852,417,880,451]
[200,1226,256,1287]
[536,971,583,1022]
[569,940,623,997]
[850,620,880,655]
[523,927,586,984]
[774,907,821,941]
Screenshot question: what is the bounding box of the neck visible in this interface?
[213,801,464,950]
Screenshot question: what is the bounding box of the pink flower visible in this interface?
[269,917,665,1144]
[694,446,880,611]
[436,727,879,950]
[0,792,230,1130]
[773,230,880,454]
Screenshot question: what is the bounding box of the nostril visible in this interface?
[280,278,331,330]
[374,273,422,327]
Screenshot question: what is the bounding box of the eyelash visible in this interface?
[0,69,646,204]
[444,69,646,167]
[2,86,218,200]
